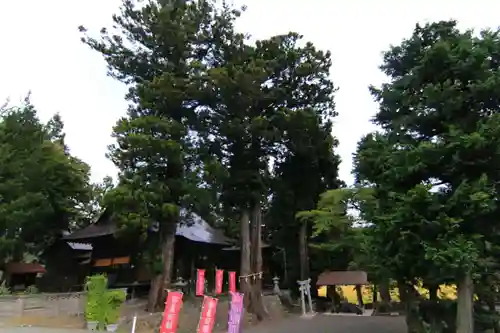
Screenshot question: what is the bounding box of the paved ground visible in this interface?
[0,315,406,333]
[0,329,88,333]
[245,314,406,333]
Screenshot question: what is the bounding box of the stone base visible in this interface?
[300,312,317,319]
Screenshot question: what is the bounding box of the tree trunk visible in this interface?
[249,202,268,320]
[240,209,252,311]
[378,280,392,313]
[486,294,499,333]
[157,224,177,303]
[332,286,341,312]
[379,280,392,304]
[299,220,309,280]
[426,284,440,332]
[456,272,474,333]
[147,274,162,312]
[327,285,338,312]
[145,222,177,312]
[373,284,378,304]
[398,282,424,333]
[355,285,364,308]
[428,284,438,301]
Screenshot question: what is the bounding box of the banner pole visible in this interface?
[131,314,137,333]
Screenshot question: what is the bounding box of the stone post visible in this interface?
[305,278,314,314]
[17,297,25,316]
[272,276,281,294]
[297,280,307,316]
[297,282,306,316]
[298,279,314,316]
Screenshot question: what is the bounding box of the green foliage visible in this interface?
[206,32,339,212]
[297,188,375,275]
[298,188,361,236]
[0,281,10,296]
[268,108,342,276]
[0,98,92,261]
[350,22,500,331]
[301,24,500,315]
[104,289,126,324]
[85,275,126,327]
[85,274,108,325]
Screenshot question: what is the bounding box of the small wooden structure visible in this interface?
[2,262,46,291]
[317,271,369,314]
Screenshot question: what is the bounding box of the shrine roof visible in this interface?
[316,271,368,286]
[64,209,234,245]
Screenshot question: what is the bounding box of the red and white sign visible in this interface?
[196,269,205,296]
[159,291,183,333]
[228,271,236,293]
[197,296,218,333]
[215,269,224,294]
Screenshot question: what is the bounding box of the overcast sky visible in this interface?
[1,1,499,185]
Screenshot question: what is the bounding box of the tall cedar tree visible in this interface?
[0,99,91,262]
[80,0,241,311]
[204,32,335,318]
[354,21,500,333]
[270,109,342,283]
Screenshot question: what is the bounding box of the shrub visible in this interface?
[0,281,11,296]
[104,289,127,325]
[85,274,108,328]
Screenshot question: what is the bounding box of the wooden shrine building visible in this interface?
[63,209,236,290]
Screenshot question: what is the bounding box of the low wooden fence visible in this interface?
[0,292,86,317]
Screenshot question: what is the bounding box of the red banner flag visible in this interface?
[215,269,224,294]
[197,296,218,333]
[196,269,205,296]
[159,291,183,333]
[228,271,236,293]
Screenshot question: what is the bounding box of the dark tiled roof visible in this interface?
[64,209,234,245]
[316,271,368,286]
[63,221,116,240]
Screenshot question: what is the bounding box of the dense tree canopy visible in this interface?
[356,21,500,333]
[299,21,500,333]
[0,98,92,261]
